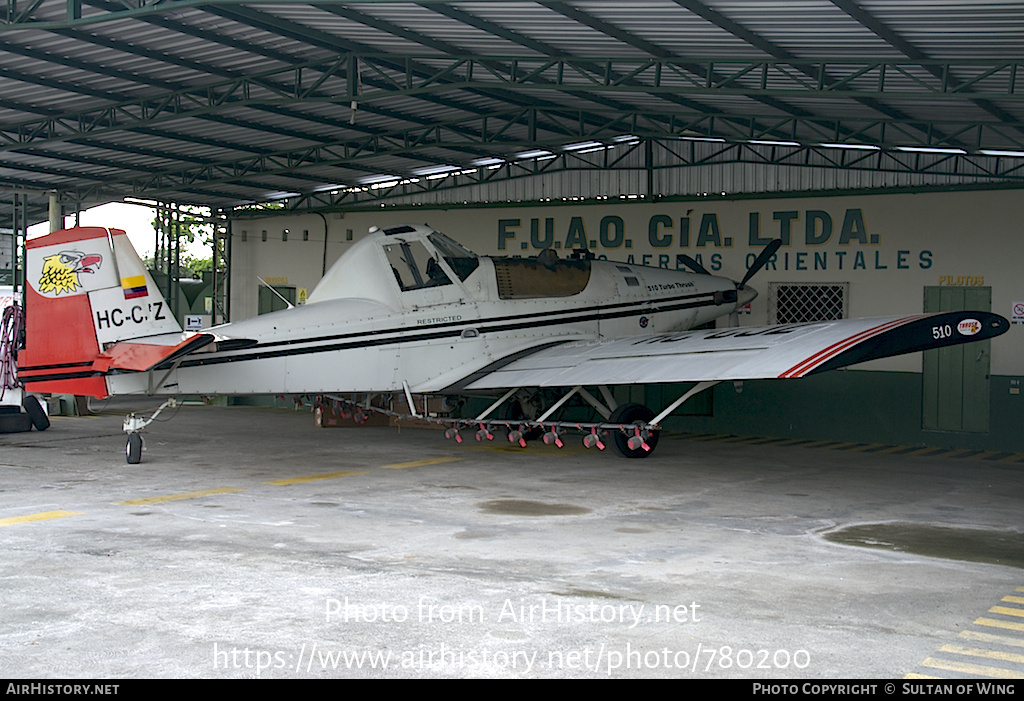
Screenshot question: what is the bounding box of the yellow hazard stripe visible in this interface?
[265,471,367,486]
[0,510,83,526]
[116,487,243,505]
[379,457,464,469]
[921,657,1024,679]
[975,617,1024,632]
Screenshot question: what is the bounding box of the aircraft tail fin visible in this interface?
[18,227,182,398]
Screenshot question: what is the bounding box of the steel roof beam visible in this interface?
[830,0,1024,141]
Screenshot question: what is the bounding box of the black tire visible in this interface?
[609,403,660,458]
[23,395,50,431]
[126,433,143,464]
[0,412,32,433]
[499,399,543,442]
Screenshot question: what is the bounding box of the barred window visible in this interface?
[767,283,848,324]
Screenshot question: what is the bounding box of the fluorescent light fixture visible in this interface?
[681,136,727,143]
[748,139,801,147]
[895,146,967,155]
[515,149,554,159]
[820,142,881,151]
[562,141,603,152]
[360,174,402,184]
[411,164,459,176]
[979,149,1024,158]
[472,157,505,167]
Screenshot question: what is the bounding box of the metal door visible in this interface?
[922,287,992,432]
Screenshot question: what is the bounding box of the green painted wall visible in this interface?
[665,370,1024,453]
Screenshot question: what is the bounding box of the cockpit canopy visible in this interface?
[381,227,480,292]
[306,224,481,307]
[306,223,591,308]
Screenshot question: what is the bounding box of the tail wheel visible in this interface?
[609,403,659,458]
[126,433,143,464]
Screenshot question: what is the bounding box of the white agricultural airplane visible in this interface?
[18,223,1008,463]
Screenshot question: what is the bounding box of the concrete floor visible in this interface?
[1,399,1023,679]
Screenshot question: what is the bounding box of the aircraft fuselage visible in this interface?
[107,247,743,397]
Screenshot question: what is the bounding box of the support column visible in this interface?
[48,192,61,233]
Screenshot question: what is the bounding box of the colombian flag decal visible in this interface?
[121,275,148,299]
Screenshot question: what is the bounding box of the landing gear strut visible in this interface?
[123,398,178,464]
[446,382,722,458]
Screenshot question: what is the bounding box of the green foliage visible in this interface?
[149,205,223,278]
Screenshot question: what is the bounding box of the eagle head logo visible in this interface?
[38,250,103,295]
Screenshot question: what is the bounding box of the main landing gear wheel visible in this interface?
[609,403,660,458]
[126,433,143,465]
[23,395,50,431]
[499,398,544,443]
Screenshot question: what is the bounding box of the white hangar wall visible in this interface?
[229,188,1023,377]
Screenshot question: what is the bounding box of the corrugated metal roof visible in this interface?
[0,0,1022,222]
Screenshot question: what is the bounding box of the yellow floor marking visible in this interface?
[939,644,1024,665]
[848,443,886,452]
[970,451,1004,461]
[379,457,464,469]
[116,487,243,506]
[468,444,565,455]
[903,672,941,679]
[990,606,1024,618]
[975,617,1024,632]
[921,657,1024,679]
[266,471,367,486]
[0,510,83,526]
[1002,596,1024,605]
[961,630,1024,648]
[903,447,948,456]
[876,445,913,454]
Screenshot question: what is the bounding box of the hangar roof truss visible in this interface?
[2,0,1023,219]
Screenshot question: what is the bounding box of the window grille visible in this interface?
[767,283,848,324]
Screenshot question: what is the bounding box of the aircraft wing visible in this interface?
[462,312,1009,390]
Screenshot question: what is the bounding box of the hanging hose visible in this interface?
[1,301,24,399]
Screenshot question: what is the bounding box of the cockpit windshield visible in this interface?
[428,232,480,282]
[384,240,452,292]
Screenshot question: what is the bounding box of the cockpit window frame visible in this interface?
[383,239,453,292]
[428,232,480,282]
